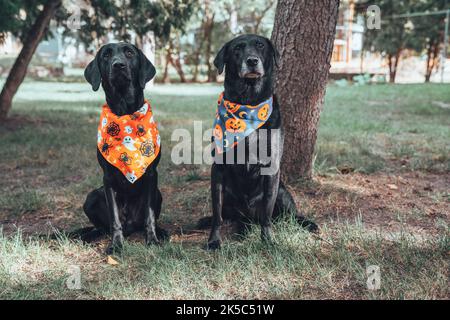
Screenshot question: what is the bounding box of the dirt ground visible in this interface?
[2,170,448,247]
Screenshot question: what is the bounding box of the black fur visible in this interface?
[205,34,318,250]
[83,43,165,254]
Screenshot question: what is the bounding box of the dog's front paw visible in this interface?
[206,239,221,251]
[105,232,124,254]
[145,232,160,246]
[261,225,273,243]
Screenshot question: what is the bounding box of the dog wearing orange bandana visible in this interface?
[82,43,166,254]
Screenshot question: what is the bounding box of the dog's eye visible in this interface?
[125,50,134,58]
[256,42,265,49]
[234,44,244,52]
[103,52,110,59]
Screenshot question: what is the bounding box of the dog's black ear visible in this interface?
[84,52,101,91]
[267,38,280,68]
[138,49,156,89]
[214,41,230,75]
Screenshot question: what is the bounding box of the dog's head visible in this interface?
[84,42,156,93]
[214,34,279,103]
[214,34,279,81]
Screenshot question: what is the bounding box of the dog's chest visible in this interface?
[224,168,264,208]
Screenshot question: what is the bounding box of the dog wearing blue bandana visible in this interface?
[213,92,273,154]
[201,35,319,250]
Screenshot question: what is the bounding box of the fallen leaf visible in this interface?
[337,165,354,175]
[387,184,398,190]
[107,256,119,266]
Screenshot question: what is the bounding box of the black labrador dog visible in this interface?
[205,34,318,250]
[83,43,165,254]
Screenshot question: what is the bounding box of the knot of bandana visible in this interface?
[97,100,161,184]
[212,92,273,154]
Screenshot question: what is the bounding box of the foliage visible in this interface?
[68,0,196,50]
[0,0,196,51]
[361,0,450,82]
[0,0,66,42]
[363,0,415,55]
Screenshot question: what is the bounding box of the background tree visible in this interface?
[180,0,276,83]
[0,0,196,119]
[0,0,62,120]
[362,0,414,83]
[409,0,448,82]
[271,0,340,181]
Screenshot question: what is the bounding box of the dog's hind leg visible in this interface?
[197,216,213,229]
[273,181,319,233]
[83,187,109,233]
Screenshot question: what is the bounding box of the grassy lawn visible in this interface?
[0,81,449,299]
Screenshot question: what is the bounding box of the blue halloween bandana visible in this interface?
[212,92,273,154]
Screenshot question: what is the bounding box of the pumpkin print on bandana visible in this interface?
[97,100,161,184]
[212,92,273,154]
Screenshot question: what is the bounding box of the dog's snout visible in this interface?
[112,60,126,69]
[246,56,259,67]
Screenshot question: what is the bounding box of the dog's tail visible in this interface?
[276,180,319,233]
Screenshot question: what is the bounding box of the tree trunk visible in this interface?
[388,54,395,83]
[203,2,216,83]
[170,56,187,83]
[425,44,432,83]
[191,39,203,82]
[135,34,144,50]
[192,20,207,82]
[205,20,216,82]
[163,47,171,84]
[388,50,401,83]
[271,0,339,181]
[0,0,62,120]
[425,40,439,83]
[166,38,186,83]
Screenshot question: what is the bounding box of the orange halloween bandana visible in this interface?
[212,92,273,154]
[97,100,161,183]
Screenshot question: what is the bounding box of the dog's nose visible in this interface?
[112,61,126,69]
[246,56,259,67]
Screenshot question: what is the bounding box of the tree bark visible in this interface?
[0,0,62,120]
[163,45,171,84]
[135,34,144,50]
[271,0,339,181]
[191,34,204,82]
[388,49,401,83]
[163,39,187,83]
[388,54,394,83]
[204,12,216,82]
[425,39,439,83]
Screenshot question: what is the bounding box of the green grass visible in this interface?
[0,219,448,299]
[0,81,449,299]
[318,84,450,174]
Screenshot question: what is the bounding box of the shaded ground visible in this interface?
[0,82,448,299]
